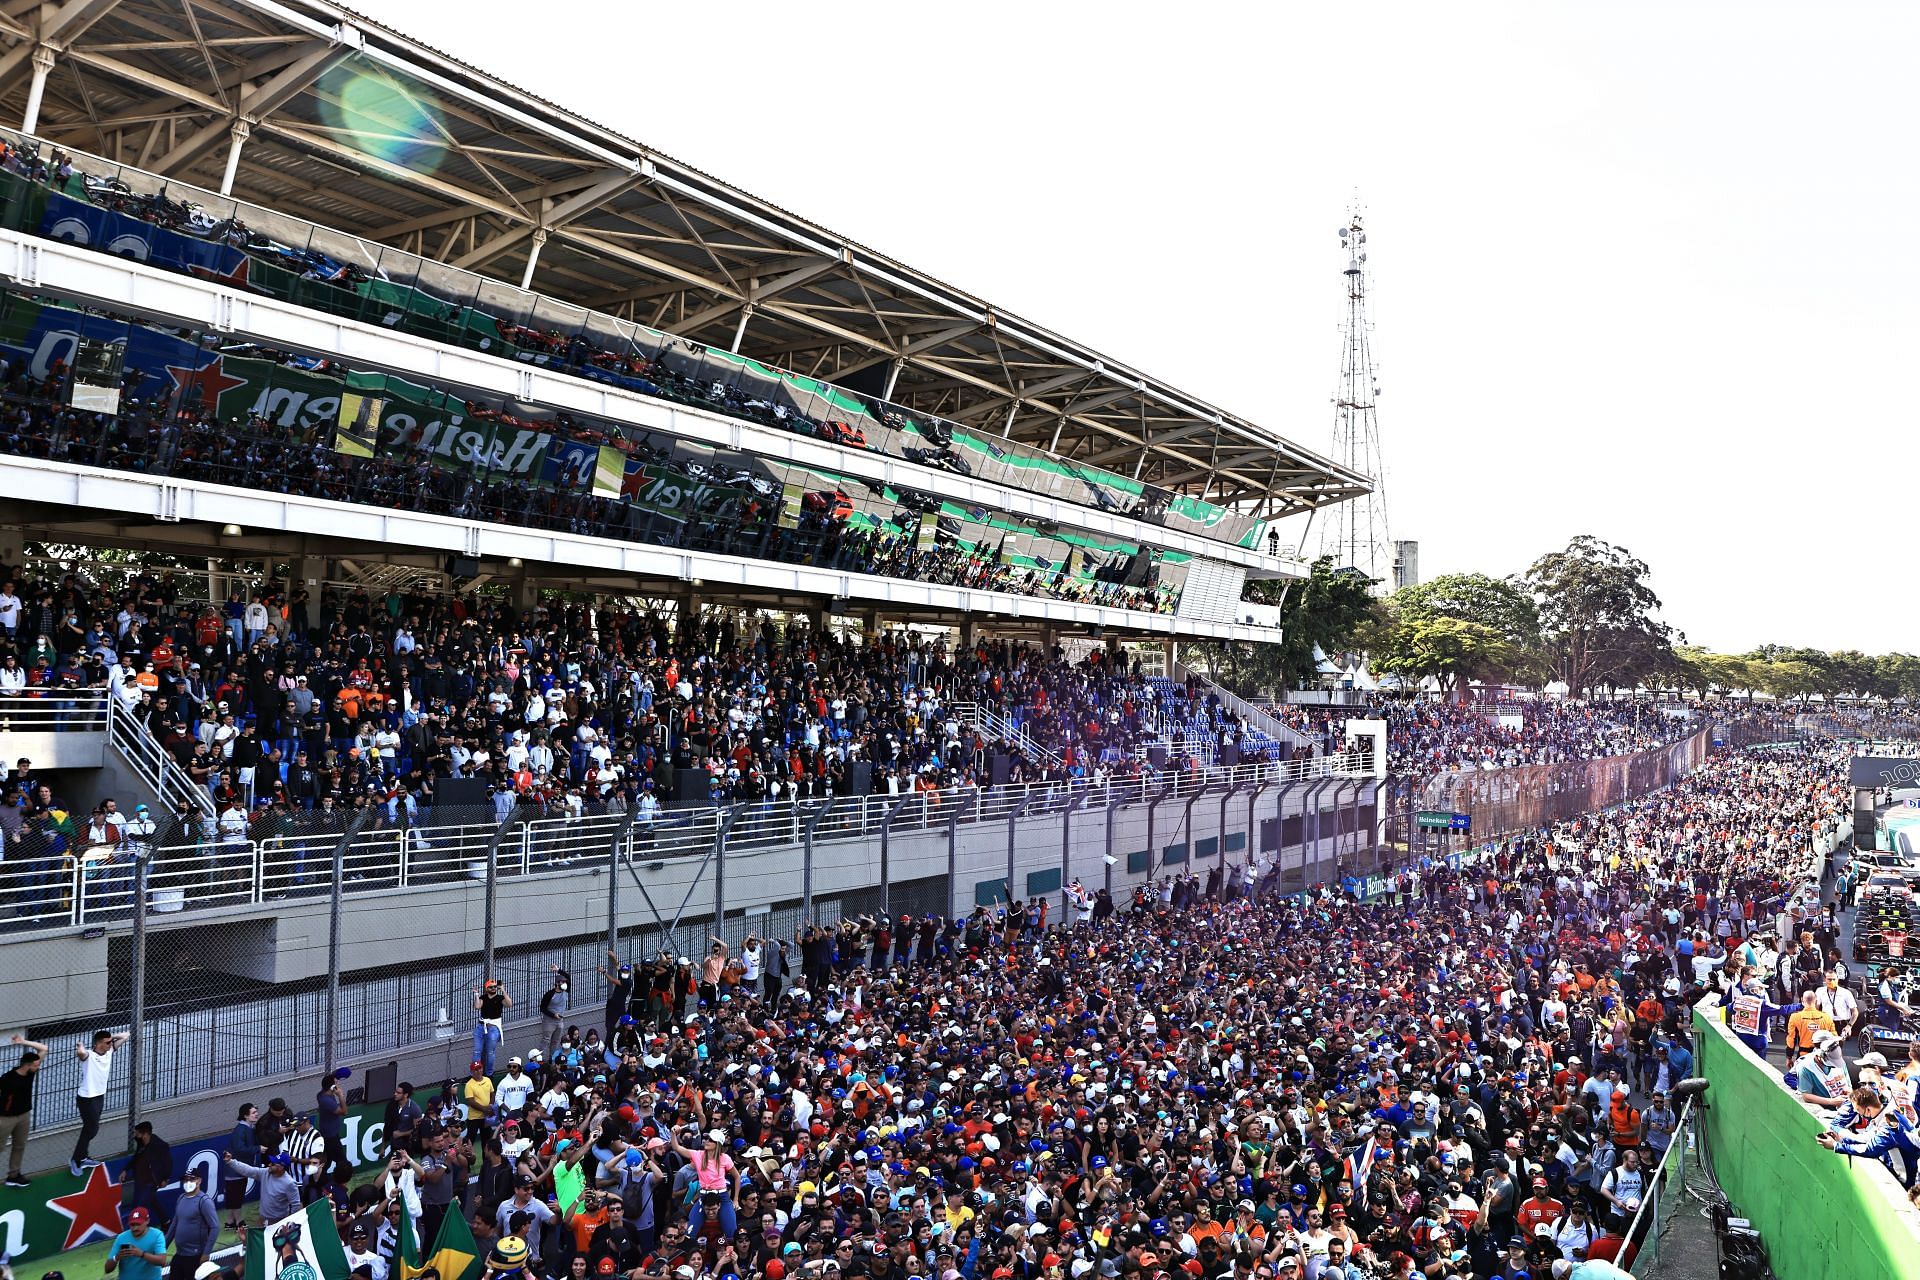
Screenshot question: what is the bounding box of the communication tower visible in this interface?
[1319,210,1393,585]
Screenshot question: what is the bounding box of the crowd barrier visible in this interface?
[1693,995,1920,1280]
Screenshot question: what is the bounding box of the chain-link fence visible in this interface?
[3,759,1385,1153]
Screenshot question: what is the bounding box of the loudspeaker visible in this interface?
[1147,745,1168,769]
[446,555,481,578]
[674,770,712,805]
[435,777,490,809]
[989,753,1013,787]
[1220,744,1240,767]
[848,762,873,795]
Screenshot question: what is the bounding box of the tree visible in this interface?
[1525,536,1675,695]
[1674,646,1762,698]
[1386,572,1543,689]
[1191,557,1386,696]
[1373,616,1525,694]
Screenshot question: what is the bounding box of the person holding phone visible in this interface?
[104,1207,168,1280]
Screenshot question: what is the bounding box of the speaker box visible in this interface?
[1147,745,1168,769]
[436,777,490,809]
[848,762,873,795]
[989,752,1013,787]
[674,769,712,806]
[1220,744,1241,767]
[446,555,481,578]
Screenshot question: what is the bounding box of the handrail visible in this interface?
[0,686,110,731]
[1171,660,1317,750]
[105,697,215,817]
[951,700,1063,768]
[0,747,1377,932]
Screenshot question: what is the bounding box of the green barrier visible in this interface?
[1693,998,1920,1280]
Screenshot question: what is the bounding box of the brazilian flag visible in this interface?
[399,1205,482,1280]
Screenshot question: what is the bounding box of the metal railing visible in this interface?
[0,686,110,732]
[0,747,1374,933]
[1625,1098,1696,1276]
[950,700,1063,767]
[105,696,217,817]
[1172,660,1317,750]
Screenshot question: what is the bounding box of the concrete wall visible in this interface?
[1694,996,1920,1280]
[0,784,1380,1031]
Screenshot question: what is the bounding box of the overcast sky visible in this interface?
[359,0,1914,656]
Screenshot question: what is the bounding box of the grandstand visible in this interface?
[0,0,1402,1211]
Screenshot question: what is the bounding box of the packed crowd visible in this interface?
[1270,700,1698,783]
[0,385,1176,619]
[0,556,1786,888]
[39,738,1864,1280]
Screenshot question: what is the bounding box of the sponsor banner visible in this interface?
[0,1099,393,1265]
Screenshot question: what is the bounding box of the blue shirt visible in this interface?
[110,1226,168,1280]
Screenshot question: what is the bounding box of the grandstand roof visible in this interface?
[0,0,1369,520]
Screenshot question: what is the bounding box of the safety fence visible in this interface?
[0,747,1373,933]
[6,767,1382,1137]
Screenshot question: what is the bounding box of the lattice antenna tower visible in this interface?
[1319,209,1392,586]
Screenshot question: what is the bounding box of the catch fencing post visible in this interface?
[801,800,838,920]
[482,813,521,975]
[324,810,376,1074]
[125,849,151,1146]
[879,795,914,917]
[607,808,639,959]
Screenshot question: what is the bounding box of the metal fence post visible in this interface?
[1104,790,1126,896]
[483,815,518,976]
[1006,794,1038,902]
[715,806,742,940]
[944,792,973,921]
[1246,782,1271,891]
[324,810,375,1075]
[125,849,151,1145]
[879,795,913,917]
[801,800,835,921]
[607,808,639,959]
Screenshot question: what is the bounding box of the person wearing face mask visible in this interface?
[167,1168,221,1280]
[222,1150,301,1222]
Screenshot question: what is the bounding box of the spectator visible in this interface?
[224,1103,261,1230]
[104,1207,168,1280]
[0,1033,45,1186]
[69,1027,128,1176]
[167,1166,220,1280]
[125,1121,174,1226]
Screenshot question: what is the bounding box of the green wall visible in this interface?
[1693,999,1920,1280]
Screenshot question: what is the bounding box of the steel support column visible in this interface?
[324,809,375,1073]
[218,120,251,196]
[21,47,55,136]
[520,228,549,290]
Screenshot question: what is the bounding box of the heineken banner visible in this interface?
[0,1098,394,1265]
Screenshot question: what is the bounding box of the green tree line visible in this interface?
[1195,534,1918,703]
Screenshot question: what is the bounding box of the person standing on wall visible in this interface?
[0,1033,47,1185]
[471,979,510,1074]
[71,1027,130,1176]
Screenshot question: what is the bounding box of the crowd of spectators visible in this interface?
[0,385,1176,619]
[34,737,1871,1280]
[0,558,1779,894]
[1268,700,1698,785]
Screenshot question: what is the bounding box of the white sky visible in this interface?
[358,0,1916,656]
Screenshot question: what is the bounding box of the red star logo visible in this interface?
[48,1162,128,1249]
[163,354,246,408]
[188,257,252,290]
[621,461,655,500]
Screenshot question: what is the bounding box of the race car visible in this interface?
[802,488,855,521]
[817,419,869,449]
